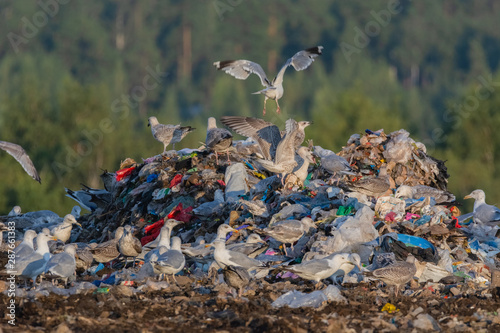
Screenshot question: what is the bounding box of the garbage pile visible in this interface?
[3,126,500,306]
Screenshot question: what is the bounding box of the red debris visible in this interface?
[115,166,136,181]
[170,174,183,188]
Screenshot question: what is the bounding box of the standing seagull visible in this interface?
[464,189,500,226]
[206,117,233,164]
[148,116,195,153]
[214,46,323,115]
[0,141,41,183]
[364,255,416,297]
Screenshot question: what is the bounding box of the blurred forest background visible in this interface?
[1,0,500,215]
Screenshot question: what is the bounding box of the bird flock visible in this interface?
[2,46,497,301]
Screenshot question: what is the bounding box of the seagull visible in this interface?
[287,146,316,187]
[90,226,124,264]
[148,116,195,153]
[256,120,311,183]
[328,253,362,285]
[12,232,52,286]
[45,244,77,286]
[258,217,317,256]
[395,185,455,204]
[464,189,500,226]
[150,237,185,283]
[282,253,357,289]
[315,147,356,182]
[214,46,323,115]
[347,165,391,198]
[8,205,22,216]
[206,117,233,164]
[223,265,251,298]
[364,255,416,297]
[0,141,41,183]
[211,240,266,273]
[14,230,37,259]
[144,219,181,262]
[118,225,143,267]
[49,214,81,243]
[226,233,268,258]
[65,186,112,212]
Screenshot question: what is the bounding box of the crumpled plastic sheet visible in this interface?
[272,285,346,308]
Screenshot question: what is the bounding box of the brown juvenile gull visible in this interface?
[223,265,252,298]
[258,217,317,256]
[148,116,195,153]
[151,237,185,283]
[214,46,323,115]
[282,253,358,289]
[50,214,81,243]
[90,226,124,264]
[74,245,94,271]
[144,219,181,262]
[347,165,390,198]
[118,225,143,267]
[395,185,455,204]
[45,244,77,286]
[0,140,41,183]
[226,233,268,258]
[212,240,266,273]
[464,189,500,226]
[364,255,416,296]
[206,117,233,164]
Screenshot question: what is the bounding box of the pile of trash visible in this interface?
[3,127,500,305]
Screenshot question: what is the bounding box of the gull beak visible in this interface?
[75,222,82,227]
[464,194,472,200]
[52,237,59,241]
[205,244,211,248]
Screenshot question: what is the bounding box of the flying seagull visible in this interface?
[0,141,41,183]
[214,46,323,115]
[148,116,195,153]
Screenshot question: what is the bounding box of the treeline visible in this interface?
[0,0,499,214]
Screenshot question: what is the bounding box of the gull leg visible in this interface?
[263,96,268,116]
[215,151,219,165]
[275,99,281,114]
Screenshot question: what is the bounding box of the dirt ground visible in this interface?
[2,275,500,332]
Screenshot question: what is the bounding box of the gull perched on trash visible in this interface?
[282,253,358,289]
[118,225,142,267]
[287,147,316,187]
[214,46,323,115]
[347,165,391,198]
[150,237,185,283]
[205,117,233,164]
[148,116,195,153]
[223,265,252,298]
[45,244,77,286]
[212,240,266,273]
[8,205,22,216]
[226,233,268,258]
[144,219,181,262]
[364,255,416,297]
[14,230,37,259]
[464,189,500,226]
[50,214,81,243]
[395,185,455,204]
[12,232,52,286]
[90,226,124,264]
[328,253,362,285]
[258,217,317,256]
[315,146,356,182]
[0,141,41,183]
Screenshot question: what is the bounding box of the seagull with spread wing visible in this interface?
[214,46,323,115]
[0,141,41,183]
